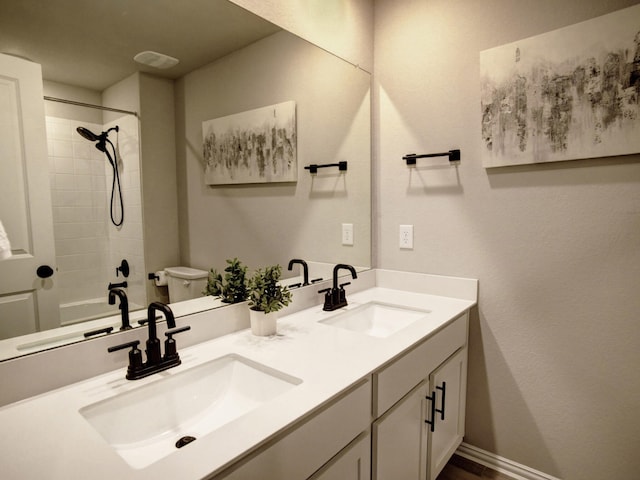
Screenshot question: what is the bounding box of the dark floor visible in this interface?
[437,454,513,480]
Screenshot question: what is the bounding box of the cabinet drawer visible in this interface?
[216,379,371,479]
[373,312,468,418]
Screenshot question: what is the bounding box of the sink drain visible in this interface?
[175,435,196,449]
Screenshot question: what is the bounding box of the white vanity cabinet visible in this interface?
[372,313,468,480]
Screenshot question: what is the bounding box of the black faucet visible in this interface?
[288,259,309,286]
[108,288,131,331]
[319,264,358,311]
[108,302,190,380]
[108,280,127,290]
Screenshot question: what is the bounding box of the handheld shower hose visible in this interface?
[76,126,124,227]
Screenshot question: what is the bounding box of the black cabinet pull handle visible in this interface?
[36,265,54,278]
[436,381,446,421]
[424,391,436,432]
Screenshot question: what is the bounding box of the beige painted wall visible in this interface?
[374,0,640,478]
[175,30,371,274]
[138,73,179,304]
[101,75,147,307]
[229,0,374,72]
[102,73,180,305]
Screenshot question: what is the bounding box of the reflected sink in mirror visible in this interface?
[80,354,302,469]
[320,302,431,338]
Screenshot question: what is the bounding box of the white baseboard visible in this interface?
[456,443,562,480]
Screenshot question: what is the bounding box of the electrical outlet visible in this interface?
[342,223,354,246]
[399,225,413,249]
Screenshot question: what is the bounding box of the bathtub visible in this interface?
[59,298,119,326]
[13,299,145,355]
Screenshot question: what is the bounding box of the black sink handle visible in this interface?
[164,326,191,360]
[107,340,144,376]
[165,326,191,337]
[107,340,140,353]
[84,326,114,338]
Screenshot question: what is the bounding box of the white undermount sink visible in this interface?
[80,353,302,469]
[320,301,431,338]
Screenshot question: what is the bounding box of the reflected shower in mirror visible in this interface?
[45,106,146,328]
[0,0,371,361]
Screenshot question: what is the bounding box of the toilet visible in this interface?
[164,266,208,303]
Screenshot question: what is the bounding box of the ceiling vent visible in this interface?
[133,51,179,69]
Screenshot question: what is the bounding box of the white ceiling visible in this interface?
[0,0,281,91]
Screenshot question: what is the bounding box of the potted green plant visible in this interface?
[202,268,223,297]
[248,264,292,336]
[221,258,249,303]
[202,258,249,303]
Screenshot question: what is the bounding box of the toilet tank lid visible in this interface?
[164,266,208,279]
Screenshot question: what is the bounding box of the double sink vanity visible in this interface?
[0,269,477,479]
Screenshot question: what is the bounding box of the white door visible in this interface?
[0,53,59,339]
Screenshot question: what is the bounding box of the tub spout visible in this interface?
[108,288,131,330]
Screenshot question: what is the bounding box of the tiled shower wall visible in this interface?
[47,117,110,307]
[46,116,145,321]
[104,115,146,310]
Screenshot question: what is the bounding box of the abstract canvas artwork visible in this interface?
[480,4,640,167]
[203,101,297,184]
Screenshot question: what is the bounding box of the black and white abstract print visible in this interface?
[480,4,640,167]
[203,101,297,184]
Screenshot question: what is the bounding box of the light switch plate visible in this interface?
[399,225,413,249]
[342,223,354,246]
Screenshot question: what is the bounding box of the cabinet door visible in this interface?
[310,432,370,480]
[373,380,429,480]
[428,347,468,480]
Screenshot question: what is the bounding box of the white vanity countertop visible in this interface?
[0,276,476,479]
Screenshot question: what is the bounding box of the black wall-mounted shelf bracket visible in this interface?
[304,161,347,174]
[403,149,461,165]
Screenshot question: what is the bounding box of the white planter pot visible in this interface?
[250,309,278,336]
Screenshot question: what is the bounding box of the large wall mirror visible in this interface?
[0,0,371,361]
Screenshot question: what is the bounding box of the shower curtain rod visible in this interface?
[43,96,138,117]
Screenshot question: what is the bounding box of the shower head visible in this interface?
[77,125,120,163]
[76,125,119,142]
[76,126,103,142]
[76,126,120,154]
